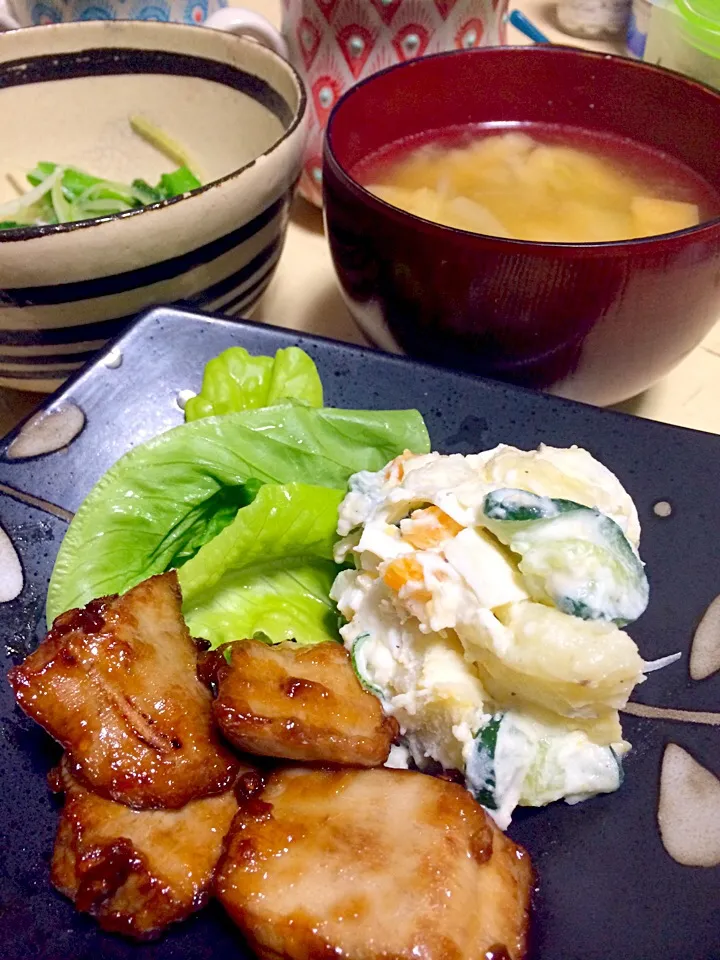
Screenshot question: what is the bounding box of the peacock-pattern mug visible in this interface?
[202,0,509,205]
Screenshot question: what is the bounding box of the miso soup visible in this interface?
[353,125,719,243]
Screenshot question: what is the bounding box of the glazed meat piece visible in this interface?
[215,767,532,960]
[213,640,398,766]
[8,572,238,809]
[51,761,251,940]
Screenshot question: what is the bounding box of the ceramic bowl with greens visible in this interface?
[0,19,307,391]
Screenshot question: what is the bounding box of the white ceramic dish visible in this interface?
[0,19,307,391]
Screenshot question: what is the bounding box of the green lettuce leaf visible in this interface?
[47,405,430,623]
[179,483,343,646]
[185,561,339,649]
[169,477,263,569]
[185,346,323,421]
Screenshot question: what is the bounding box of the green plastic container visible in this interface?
[644,0,720,90]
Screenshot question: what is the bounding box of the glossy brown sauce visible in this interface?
[235,770,265,803]
[49,596,113,640]
[196,648,227,690]
[283,677,328,699]
[75,838,141,912]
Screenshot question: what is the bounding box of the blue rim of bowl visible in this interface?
[324,44,720,251]
[0,21,307,244]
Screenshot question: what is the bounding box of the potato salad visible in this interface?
[331,444,677,828]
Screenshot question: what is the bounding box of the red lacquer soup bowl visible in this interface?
[323,46,720,406]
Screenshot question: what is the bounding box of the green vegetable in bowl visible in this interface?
[129,114,198,174]
[156,167,203,198]
[0,116,202,230]
[0,161,201,230]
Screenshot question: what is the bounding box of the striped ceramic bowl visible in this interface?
[0,19,307,391]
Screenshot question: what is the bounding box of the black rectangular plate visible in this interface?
[1,307,718,960]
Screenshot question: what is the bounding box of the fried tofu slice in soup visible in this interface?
[51,762,251,940]
[216,767,532,960]
[8,572,238,809]
[213,640,398,766]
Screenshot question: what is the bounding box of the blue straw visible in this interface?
[506,9,551,44]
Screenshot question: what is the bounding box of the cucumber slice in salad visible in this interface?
[519,733,625,807]
[350,633,384,699]
[481,488,648,626]
[466,712,626,820]
[466,714,504,810]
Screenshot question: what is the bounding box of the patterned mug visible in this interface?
[0,0,233,26]
[208,0,509,205]
[0,0,300,39]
